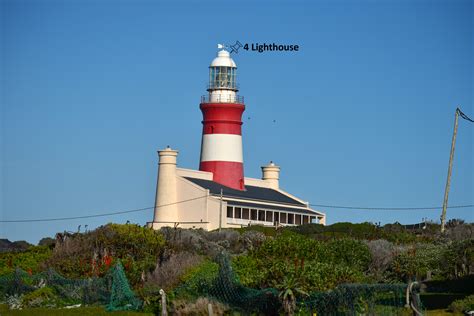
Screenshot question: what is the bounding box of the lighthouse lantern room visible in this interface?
[208,48,238,102]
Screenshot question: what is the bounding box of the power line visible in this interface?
[457,107,474,123]
[0,195,208,223]
[309,203,473,211]
[1,197,472,223]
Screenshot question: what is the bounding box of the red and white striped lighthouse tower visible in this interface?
[199,46,245,190]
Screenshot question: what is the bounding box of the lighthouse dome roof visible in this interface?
[210,49,237,68]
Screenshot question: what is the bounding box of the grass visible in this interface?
[0,305,153,316]
[0,304,466,316]
[425,310,464,316]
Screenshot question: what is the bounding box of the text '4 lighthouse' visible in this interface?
[199,48,245,190]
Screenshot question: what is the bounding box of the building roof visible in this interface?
[184,177,306,207]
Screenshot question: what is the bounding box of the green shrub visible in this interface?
[448,294,474,313]
[253,232,371,271]
[0,246,52,276]
[388,241,474,283]
[21,286,58,308]
[232,255,265,287]
[38,237,56,248]
[325,238,371,271]
[235,225,279,237]
[381,223,418,243]
[388,243,446,282]
[290,222,419,243]
[232,232,369,291]
[441,239,474,279]
[174,260,219,298]
[138,285,163,314]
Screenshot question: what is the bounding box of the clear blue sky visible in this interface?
[1,0,472,243]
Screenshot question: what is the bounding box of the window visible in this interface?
[273,212,279,224]
[295,214,302,225]
[288,213,294,224]
[258,210,265,221]
[280,213,287,224]
[303,215,309,224]
[242,208,250,220]
[310,216,316,224]
[251,209,258,220]
[235,207,242,219]
[266,211,273,222]
[227,206,233,218]
[209,66,236,89]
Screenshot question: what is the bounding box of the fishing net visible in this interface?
[106,261,142,311]
[177,253,421,315]
[1,254,423,314]
[0,261,141,311]
[205,255,280,314]
[301,283,409,315]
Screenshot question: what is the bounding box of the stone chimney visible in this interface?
[153,146,179,224]
[261,161,280,190]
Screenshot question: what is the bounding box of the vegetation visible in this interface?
[46,223,165,285]
[448,294,474,314]
[0,246,52,276]
[0,221,472,314]
[0,304,153,315]
[232,232,369,291]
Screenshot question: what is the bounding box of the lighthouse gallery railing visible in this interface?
[201,95,244,104]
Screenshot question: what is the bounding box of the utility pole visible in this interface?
[440,108,460,233]
[219,188,223,232]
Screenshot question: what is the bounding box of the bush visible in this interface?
[10,241,33,251]
[174,260,219,299]
[365,239,396,281]
[139,284,163,314]
[385,240,473,282]
[38,237,56,248]
[147,251,203,291]
[239,230,266,252]
[440,239,474,279]
[21,286,58,308]
[448,294,474,313]
[172,297,230,315]
[381,223,418,244]
[447,223,474,241]
[253,232,371,271]
[161,228,266,257]
[232,232,369,291]
[423,275,474,294]
[47,223,165,285]
[0,246,52,276]
[326,238,371,271]
[388,243,445,282]
[236,225,280,237]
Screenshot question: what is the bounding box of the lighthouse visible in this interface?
[148,45,325,230]
[198,47,245,190]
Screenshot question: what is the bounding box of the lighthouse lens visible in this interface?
[209,66,237,90]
